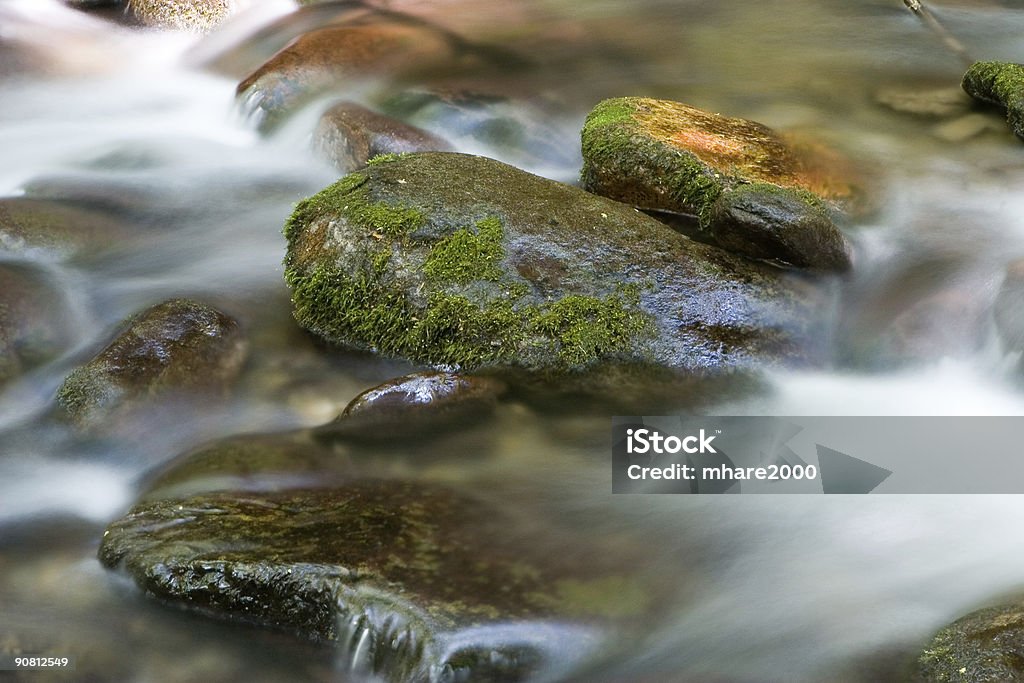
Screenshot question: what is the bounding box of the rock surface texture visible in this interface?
[581,97,854,271]
[283,152,831,375]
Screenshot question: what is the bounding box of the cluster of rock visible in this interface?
[31,2,1024,680]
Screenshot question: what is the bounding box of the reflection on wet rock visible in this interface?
[100,475,661,681]
[284,151,832,374]
[314,101,452,173]
[56,299,247,430]
[323,371,505,441]
[581,97,856,272]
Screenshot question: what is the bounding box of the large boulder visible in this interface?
[283,152,832,375]
[580,97,856,272]
[101,434,669,680]
[56,299,247,430]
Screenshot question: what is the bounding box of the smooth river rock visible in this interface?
[0,197,133,261]
[314,101,452,173]
[56,299,247,430]
[580,97,855,272]
[101,469,664,680]
[283,151,833,375]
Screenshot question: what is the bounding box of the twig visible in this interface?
[903,0,974,67]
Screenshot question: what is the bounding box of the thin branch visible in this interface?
[903,0,974,67]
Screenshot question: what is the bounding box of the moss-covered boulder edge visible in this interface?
[581,97,854,272]
[284,152,831,374]
[962,61,1024,141]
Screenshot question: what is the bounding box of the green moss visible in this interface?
[532,287,649,367]
[283,172,425,242]
[423,216,505,285]
[581,97,724,226]
[963,61,1024,139]
[366,152,409,166]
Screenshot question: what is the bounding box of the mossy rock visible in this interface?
[915,599,1024,682]
[581,97,854,272]
[127,0,234,33]
[100,476,663,680]
[962,61,1024,141]
[0,263,77,386]
[284,151,832,375]
[314,101,453,173]
[56,298,247,430]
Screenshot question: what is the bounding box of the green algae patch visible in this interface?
[284,152,832,373]
[962,61,1024,140]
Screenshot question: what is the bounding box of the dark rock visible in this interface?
[0,197,134,261]
[283,151,832,375]
[236,23,460,132]
[962,61,1024,140]
[709,183,851,271]
[995,258,1024,353]
[55,299,247,430]
[0,262,76,385]
[322,371,505,440]
[314,101,452,173]
[100,475,663,680]
[128,0,234,33]
[916,598,1024,682]
[580,97,856,272]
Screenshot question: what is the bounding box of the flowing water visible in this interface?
[4,1,1024,681]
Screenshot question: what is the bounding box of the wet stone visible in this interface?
[283,151,833,375]
[875,84,972,118]
[128,0,235,33]
[580,97,855,272]
[322,371,506,440]
[100,477,661,681]
[55,299,247,430]
[962,60,1024,141]
[916,598,1024,682]
[236,22,461,132]
[314,101,453,173]
[0,262,77,386]
[0,197,134,261]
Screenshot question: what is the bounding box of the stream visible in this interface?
[4,1,1024,681]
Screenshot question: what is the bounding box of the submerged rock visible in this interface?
[128,0,235,33]
[56,299,247,430]
[580,97,854,272]
[314,101,452,173]
[100,475,660,680]
[962,61,1024,140]
[0,263,76,386]
[916,598,1024,682]
[875,83,971,119]
[323,371,505,440]
[236,23,460,131]
[0,197,133,261]
[283,152,831,375]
